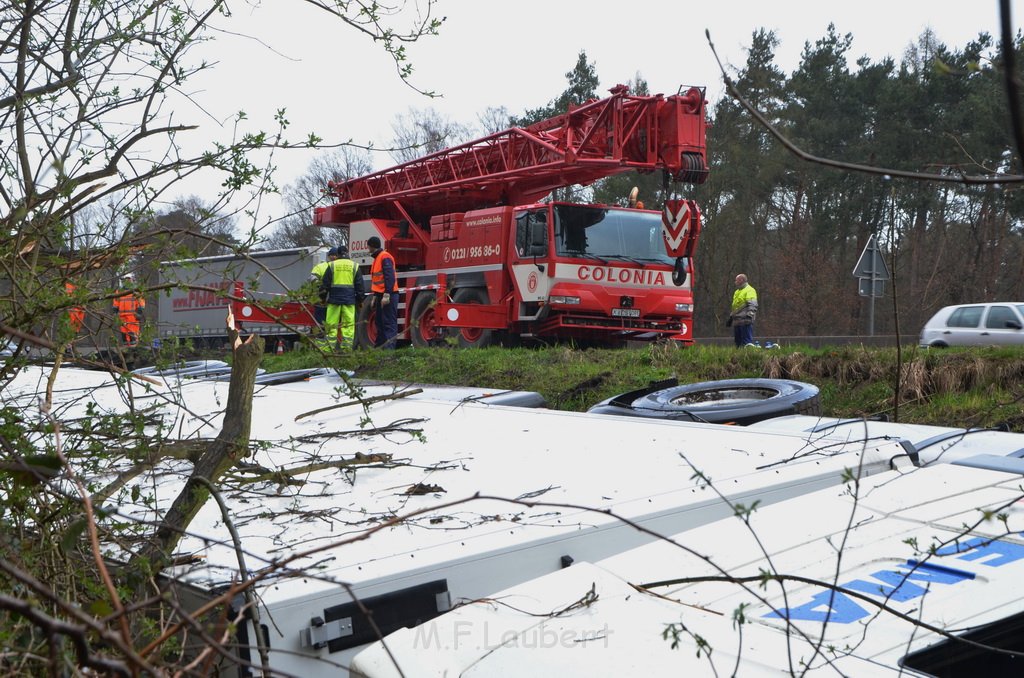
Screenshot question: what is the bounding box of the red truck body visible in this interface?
[314,85,708,347]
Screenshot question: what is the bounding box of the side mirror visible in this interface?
[1007,320,1023,330]
[672,257,689,287]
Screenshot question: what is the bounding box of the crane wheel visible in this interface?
[355,297,378,348]
[410,293,445,348]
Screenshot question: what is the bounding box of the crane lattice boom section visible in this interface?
[315,85,707,224]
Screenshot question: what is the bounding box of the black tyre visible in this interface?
[355,297,377,348]
[587,378,821,425]
[452,288,494,349]
[410,292,445,348]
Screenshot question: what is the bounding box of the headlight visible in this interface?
[550,295,581,305]
[675,303,692,312]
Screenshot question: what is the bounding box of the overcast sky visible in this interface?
[182,0,1009,226]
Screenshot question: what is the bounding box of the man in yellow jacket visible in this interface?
[729,273,758,347]
[319,246,364,350]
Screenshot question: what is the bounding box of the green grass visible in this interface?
[258,343,1024,431]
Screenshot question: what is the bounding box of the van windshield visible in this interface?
[553,205,670,265]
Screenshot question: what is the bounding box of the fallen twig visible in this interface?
[230,452,396,485]
[294,388,423,421]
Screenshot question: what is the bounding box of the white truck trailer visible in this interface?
[156,246,326,347]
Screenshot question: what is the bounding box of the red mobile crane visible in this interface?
[314,84,708,347]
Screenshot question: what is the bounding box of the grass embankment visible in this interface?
[261,343,1024,431]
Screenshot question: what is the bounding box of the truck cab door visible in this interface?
[510,209,552,308]
[514,209,549,260]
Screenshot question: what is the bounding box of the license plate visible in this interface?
[611,308,640,318]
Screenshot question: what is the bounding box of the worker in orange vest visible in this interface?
[628,186,645,210]
[112,274,145,347]
[367,236,399,349]
[65,281,85,334]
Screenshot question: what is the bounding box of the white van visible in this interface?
[919,302,1024,347]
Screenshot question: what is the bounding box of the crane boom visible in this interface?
[314,85,707,225]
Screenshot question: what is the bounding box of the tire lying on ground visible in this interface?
[131,360,231,377]
[587,378,821,425]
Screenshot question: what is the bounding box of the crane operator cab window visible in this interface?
[516,209,548,258]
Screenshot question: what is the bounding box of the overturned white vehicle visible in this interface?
[4,356,1023,676]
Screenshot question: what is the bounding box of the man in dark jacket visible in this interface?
[319,245,364,350]
[368,236,399,349]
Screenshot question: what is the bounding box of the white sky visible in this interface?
[180,0,1010,227]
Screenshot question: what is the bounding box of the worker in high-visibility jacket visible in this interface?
[628,186,645,210]
[319,246,364,350]
[309,247,338,330]
[728,273,758,347]
[65,281,85,334]
[367,236,399,349]
[113,274,145,347]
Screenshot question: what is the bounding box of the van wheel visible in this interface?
[452,288,494,349]
[588,378,821,425]
[355,297,378,348]
[410,293,445,348]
